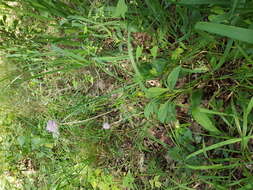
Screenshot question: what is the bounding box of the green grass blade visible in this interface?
[177,0,230,5]
[195,22,253,44]
[127,31,145,90]
[145,0,166,23]
[231,100,243,136]
[236,43,253,63]
[230,0,240,19]
[214,39,233,71]
[243,97,253,136]
[51,45,89,65]
[186,136,253,160]
[198,107,232,116]
[168,177,195,190]
[93,55,129,62]
[185,163,240,170]
[241,97,253,149]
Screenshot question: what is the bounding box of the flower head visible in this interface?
[46,120,59,137]
[102,122,110,130]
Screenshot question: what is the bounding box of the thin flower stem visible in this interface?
[61,110,114,125]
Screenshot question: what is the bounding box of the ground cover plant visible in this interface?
[1,0,253,189]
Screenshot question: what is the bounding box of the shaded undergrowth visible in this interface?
[1,0,253,189]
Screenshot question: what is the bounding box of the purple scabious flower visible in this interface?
[46,120,59,137]
[102,122,110,130]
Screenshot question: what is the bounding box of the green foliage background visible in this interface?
[1,0,253,189]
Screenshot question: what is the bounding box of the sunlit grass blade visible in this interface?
[185,163,240,170]
[93,55,129,62]
[127,31,145,90]
[51,45,89,65]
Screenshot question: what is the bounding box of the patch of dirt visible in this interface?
[19,158,36,175]
[132,32,153,49]
[148,126,174,148]
[175,94,190,122]
[102,38,116,50]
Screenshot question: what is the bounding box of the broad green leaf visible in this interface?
[166,66,181,89]
[152,59,167,74]
[17,136,26,147]
[136,45,143,61]
[144,100,159,118]
[192,107,221,134]
[157,101,176,123]
[171,48,184,60]
[150,46,159,58]
[145,87,169,98]
[195,22,253,44]
[113,0,128,18]
[191,90,202,108]
[31,137,44,150]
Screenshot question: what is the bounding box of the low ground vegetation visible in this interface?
[1,0,253,189]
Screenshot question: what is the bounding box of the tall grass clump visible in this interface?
[1,0,253,189]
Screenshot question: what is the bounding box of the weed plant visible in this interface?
[1,0,253,189]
